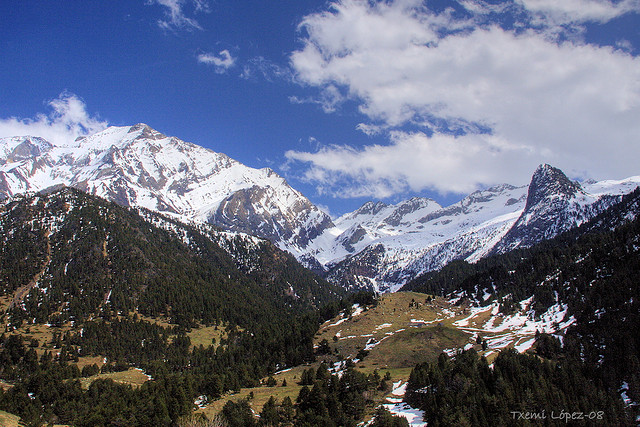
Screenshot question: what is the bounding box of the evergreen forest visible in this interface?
[0,187,638,425]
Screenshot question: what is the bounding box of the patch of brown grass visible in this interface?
[315,292,468,367]
[75,355,107,371]
[0,410,20,427]
[187,323,230,350]
[197,363,317,420]
[78,368,151,389]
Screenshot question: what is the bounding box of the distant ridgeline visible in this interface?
[3,127,639,295]
[403,188,640,424]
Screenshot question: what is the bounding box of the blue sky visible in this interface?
[1,1,640,216]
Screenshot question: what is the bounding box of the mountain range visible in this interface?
[0,124,333,251]
[315,164,639,292]
[1,124,639,426]
[2,124,639,292]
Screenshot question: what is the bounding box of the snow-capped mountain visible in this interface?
[302,165,640,292]
[0,124,333,251]
[2,125,639,294]
[302,184,528,292]
[490,164,621,255]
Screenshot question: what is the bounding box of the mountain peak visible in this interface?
[0,136,54,165]
[525,164,582,210]
[490,165,597,256]
[356,201,390,216]
[128,123,166,140]
[128,123,151,132]
[0,124,334,254]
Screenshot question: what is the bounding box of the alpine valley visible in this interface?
[1,124,640,426]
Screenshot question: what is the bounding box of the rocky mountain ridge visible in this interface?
[2,125,639,293]
[305,165,640,291]
[0,124,333,252]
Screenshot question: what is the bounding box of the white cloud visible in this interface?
[286,131,535,198]
[289,84,346,113]
[240,57,293,82]
[147,0,209,31]
[517,0,640,25]
[458,0,513,15]
[355,123,387,136]
[198,50,236,73]
[461,0,640,25]
[0,92,108,147]
[288,0,640,198]
[617,39,634,52]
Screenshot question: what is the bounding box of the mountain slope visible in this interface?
[309,165,639,292]
[0,187,346,427]
[3,125,639,294]
[301,185,528,292]
[402,188,640,418]
[0,187,341,328]
[0,124,333,253]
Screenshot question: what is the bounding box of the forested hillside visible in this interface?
[1,186,639,425]
[403,188,640,424]
[0,188,344,426]
[405,349,631,425]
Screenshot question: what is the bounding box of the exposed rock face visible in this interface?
[211,184,334,249]
[2,126,639,294]
[0,124,333,252]
[490,164,619,255]
[304,167,639,292]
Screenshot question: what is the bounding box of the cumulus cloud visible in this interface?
[0,92,108,147]
[198,50,236,73]
[286,131,535,198]
[147,0,209,31]
[287,0,640,198]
